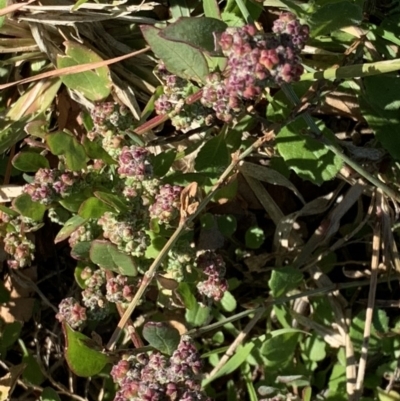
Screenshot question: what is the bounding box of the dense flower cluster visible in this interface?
[106,274,138,305]
[111,336,211,401]
[201,13,309,122]
[149,184,183,225]
[24,168,80,205]
[86,102,134,157]
[56,297,87,329]
[154,64,214,130]
[0,212,36,269]
[98,212,150,258]
[90,102,134,136]
[196,251,228,302]
[118,146,153,179]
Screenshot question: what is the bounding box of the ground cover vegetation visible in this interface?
[1,0,400,400]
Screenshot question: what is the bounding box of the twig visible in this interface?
[354,190,381,399]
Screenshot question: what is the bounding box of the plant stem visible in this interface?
[301,58,400,81]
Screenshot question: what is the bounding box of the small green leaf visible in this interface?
[216,215,237,238]
[71,241,91,260]
[202,342,254,386]
[46,131,87,171]
[268,266,303,298]
[57,42,111,101]
[90,240,137,276]
[160,17,227,55]
[213,178,238,202]
[13,194,46,221]
[203,0,221,19]
[59,195,87,213]
[54,215,87,244]
[0,117,30,155]
[12,151,49,172]
[302,334,326,362]
[276,117,343,185]
[78,197,114,219]
[310,1,363,37]
[142,322,181,355]
[22,353,45,385]
[0,322,22,352]
[260,329,302,367]
[185,302,210,327]
[360,76,400,160]
[40,387,61,401]
[0,281,10,303]
[94,192,128,213]
[141,25,209,83]
[245,226,265,249]
[177,282,197,310]
[350,309,389,354]
[63,323,110,377]
[195,133,230,172]
[219,291,236,312]
[82,137,116,165]
[151,150,176,177]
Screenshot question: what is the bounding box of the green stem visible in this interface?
[188,274,399,338]
[301,58,400,81]
[281,84,400,202]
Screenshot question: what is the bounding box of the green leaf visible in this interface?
[57,42,111,101]
[63,323,110,377]
[360,75,400,160]
[71,241,91,260]
[142,322,180,355]
[22,351,45,385]
[202,342,254,385]
[212,178,238,202]
[141,25,209,83]
[151,150,177,177]
[219,291,236,312]
[195,133,230,172]
[0,117,30,155]
[12,151,49,172]
[46,131,87,171]
[54,215,87,244]
[268,266,303,298]
[59,195,87,213]
[349,309,389,354]
[260,329,302,367]
[177,282,197,310]
[40,387,61,401]
[169,0,190,18]
[13,194,46,221]
[0,322,22,354]
[0,280,10,303]
[94,192,128,213]
[301,334,326,362]
[90,240,138,276]
[216,215,236,238]
[185,302,210,327]
[0,0,6,28]
[203,0,221,19]
[245,226,265,249]
[78,197,114,219]
[310,1,363,37]
[82,137,116,165]
[160,17,227,55]
[276,117,343,185]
